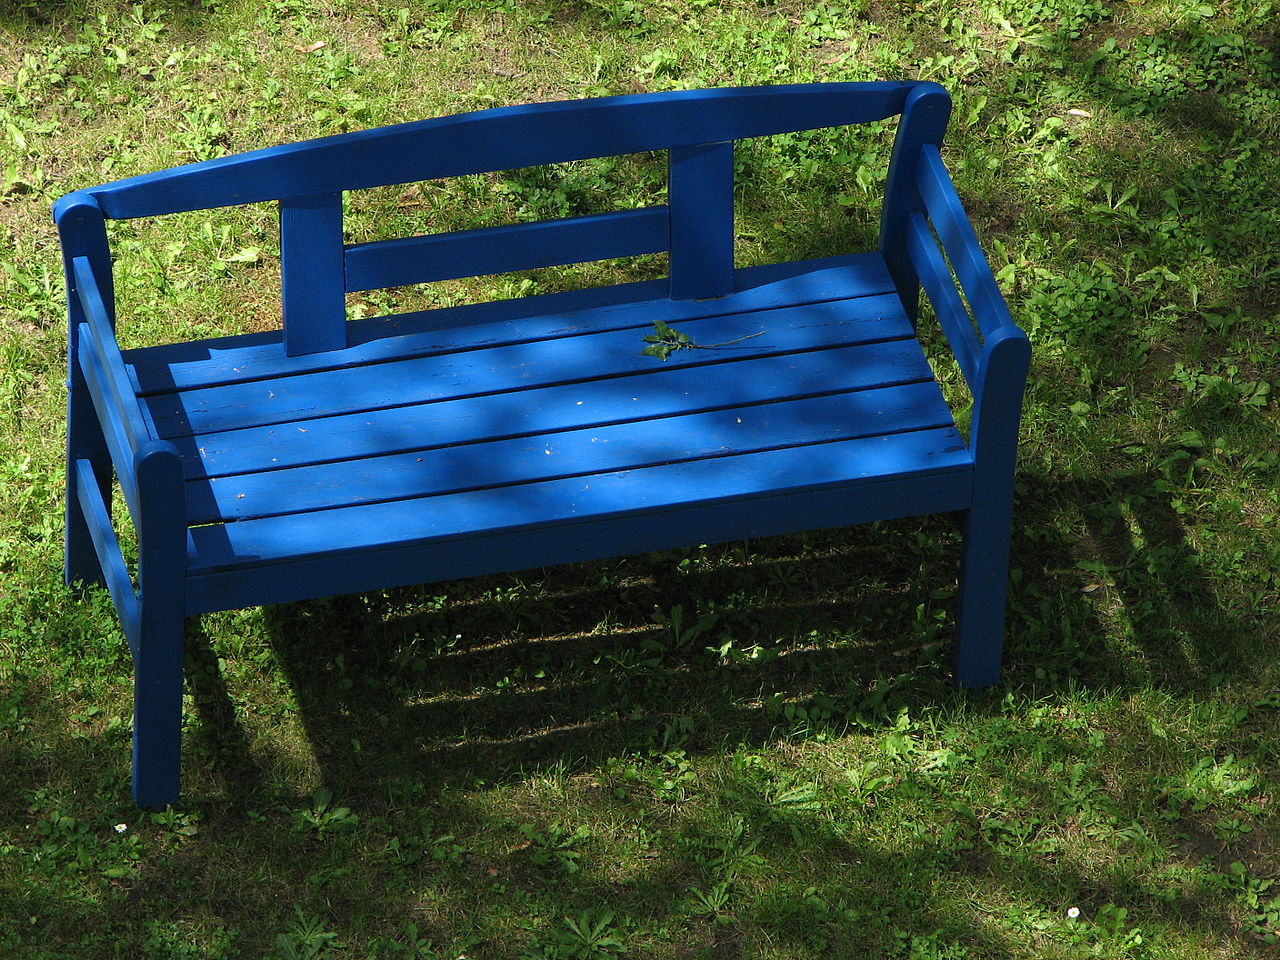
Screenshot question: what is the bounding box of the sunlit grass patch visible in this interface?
[2,0,1280,956]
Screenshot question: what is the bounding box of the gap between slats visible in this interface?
[142,297,917,439]
[185,425,972,574]
[185,382,956,523]
[175,336,936,481]
[125,253,898,397]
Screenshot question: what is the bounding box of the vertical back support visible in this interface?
[879,85,951,323]
[280,193,347,356]
[668,142,735,300]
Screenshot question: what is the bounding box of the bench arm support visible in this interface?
[56,194,189,656]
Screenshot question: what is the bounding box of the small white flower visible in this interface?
[114,823,128,834]
[1067,906,1080,919]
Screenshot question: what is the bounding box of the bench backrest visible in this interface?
[56,82,951,356]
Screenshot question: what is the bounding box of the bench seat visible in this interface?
[124,254,969,612]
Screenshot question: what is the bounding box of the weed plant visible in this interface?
[1,0,1279,957]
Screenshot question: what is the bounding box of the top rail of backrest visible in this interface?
[77,82,942,220]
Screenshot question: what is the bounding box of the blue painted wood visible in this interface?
[904,214,980,385]
[345,207,670,291]
[77,319,146,463]
[880,84,951,323]
[75,259,151,454]
[187,382,955,522]
[126,253,897,396]
[174,340,935,480]
[669,142,735,299]
[131,440,187,809]
[954,326,1031,688]
[142,294,914,438]
[186,469,974,616]
[280,193,346,356]
[55,194,116,589]
[85,84,924,219]
[915,145,1014,338]
[74,458,140,646]
[55,82,1029,806]
[76,328,143,524]
[73,253,155,531]
[188,426,971,576]
[54,193,117,325]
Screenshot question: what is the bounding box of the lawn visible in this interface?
[1,0,1279,957]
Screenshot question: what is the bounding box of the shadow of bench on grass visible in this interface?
[184,461,1258,804]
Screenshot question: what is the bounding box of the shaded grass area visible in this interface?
[2,0,1279,957]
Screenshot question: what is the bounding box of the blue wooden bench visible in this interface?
[54,81,1030,808]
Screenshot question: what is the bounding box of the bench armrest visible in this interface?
[57,195,187,646]
[890,136,1030,467]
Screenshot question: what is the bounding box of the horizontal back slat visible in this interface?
[86,83,932,219]
[344,207,670,292]
[915,145,1013,337]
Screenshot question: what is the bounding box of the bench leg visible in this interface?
[953,498,1015,689]
[132,611,187,809]
[132,441,189,809]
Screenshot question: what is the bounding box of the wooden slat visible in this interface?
[344,207,670,291]
[905,213,980,386]
[73,258,152,458]
[125,253,897,395]
[87,83,934,219]
[74,267,154,526]
[187,382,954,522]
[186,468,972,616]
[79,321,148,459]
[187,425,970,576]
[77,331,143,523]
[74,459,140,649]
[669,142,734,299]
[142,295,915,438]
[915,145,1014,337]
[174,339,936,479]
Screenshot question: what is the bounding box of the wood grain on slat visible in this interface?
[174,339,935,479]
[188,426,970,574]
[345,207,670,291]
[143,295,914,437]
[187,382,955,522]
[125,253,897,395]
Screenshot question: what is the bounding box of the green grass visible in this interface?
[2,0,1280,956]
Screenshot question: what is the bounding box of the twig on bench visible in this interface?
[640,319,765,360]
